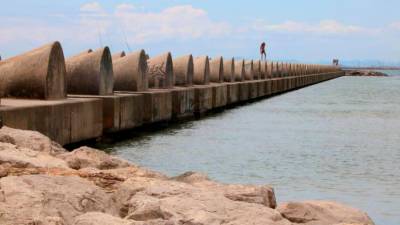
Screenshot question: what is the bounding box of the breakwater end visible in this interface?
[345,70,389,77]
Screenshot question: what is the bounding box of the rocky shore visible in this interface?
[0,126,375,225]
[345,70,388,77]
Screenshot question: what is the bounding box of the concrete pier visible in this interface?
[172,55,195,119]
[226,82,240,105]
[66,47,144,133]
[171,86,195,119]
[0,42,343,145]
[136,89,172,123]
[209,56,227,109]
[193,56,212,115]
[0,98,102,145]
[0,43,102,145]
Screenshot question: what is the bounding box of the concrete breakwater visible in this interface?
[0,42,343,145]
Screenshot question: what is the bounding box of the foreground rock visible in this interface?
[0,127,375,225]
[345,70,388,77]
[277,201,375,225]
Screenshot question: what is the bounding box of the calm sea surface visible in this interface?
[103,71,400,225]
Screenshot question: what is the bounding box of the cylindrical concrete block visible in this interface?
[267,61,273,78]
[253,60,261,79]
[289,63,293,76]
[209,56,224,83]
[234,59,245,81]
[280,62,285,77]
[147,52,174,89]
[112,51,126,61]
[223,57,235,82]
[113,49,148,92]
[66,47,114,95]
[284,63,288,77]
[193,56,210,85]
[0,41,66,99]
[173,55,193,87]
[273,62,280,78]
[244,60,254,80]
[260,61,267,79]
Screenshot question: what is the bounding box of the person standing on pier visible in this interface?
[260,42,267,61]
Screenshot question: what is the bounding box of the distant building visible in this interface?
[332,59,339,66]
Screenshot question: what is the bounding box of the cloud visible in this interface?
[114,4,232,43]
[388,22,400,30]
[80,2,103,12]
[253,20,378,35]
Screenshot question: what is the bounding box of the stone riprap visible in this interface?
[0,126,375,225]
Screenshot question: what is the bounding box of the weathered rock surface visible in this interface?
[0,128,376,225]
[174,171,277,208]
[0,175,109,225]
[74,212,134,225]
[0,142,69,170]
[110,176,290,225]
[0,126,66,155]
[58,146,131,170]
[277,201,375,225]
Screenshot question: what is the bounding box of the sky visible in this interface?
[0,0,399,65]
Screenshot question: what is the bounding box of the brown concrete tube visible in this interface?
[193,56,210,85]
[66,47,114,95]
[266,61,273,78]
[173,55,193,87]
[253,60,261,79]
[209,56,224,83]
[223,57,235,82]
[272,62,279,78]
[234,59,245,81]
[244,60,254,80]
[0,41,66,100]
[260,61,267,79]
[113,49,148,92]
[147,52,174,89]
[112,51,126,61]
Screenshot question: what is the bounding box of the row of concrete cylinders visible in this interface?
[0,41,341,100]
